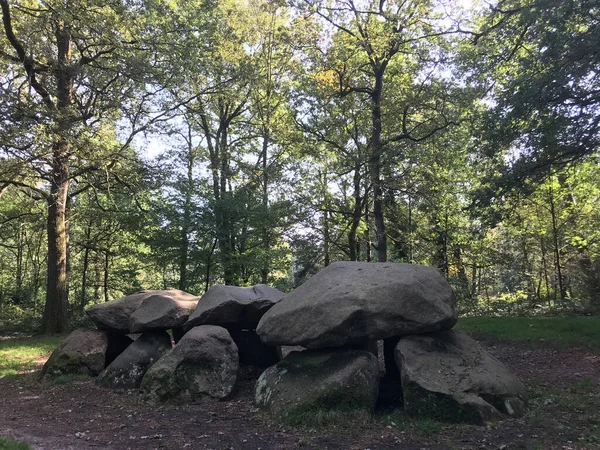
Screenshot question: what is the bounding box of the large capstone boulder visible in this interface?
[395,329,528,424]
[42,329,125,378]
[255,349,379,423]
[97,331,172,388]
[130,293,199,333]
[257,262,457,348]
[140,325,238,402]
[86,289,196,333]
[184,284,284,331]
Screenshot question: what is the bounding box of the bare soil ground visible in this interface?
[0,338,598,450]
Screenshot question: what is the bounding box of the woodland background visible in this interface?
[1,0,599,333]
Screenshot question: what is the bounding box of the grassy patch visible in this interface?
[385,410,444,436]
[0,335,64,379]
[526,378,600,446]
[280,408,372,428]
[457,316,600,348]
[0,436,31,450]
[49,373,90,385]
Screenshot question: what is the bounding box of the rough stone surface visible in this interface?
[130,293,199,333]
[42,329,109,377]
[255,349,379,421]
[257,262,457,348]
[185,284,284,331]
[86,290,196,333]
[97,331,172,389]
[395,329,528,424]
[140,325,238,402]
[228,329,280,366]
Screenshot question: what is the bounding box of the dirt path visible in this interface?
[0,340,598,450]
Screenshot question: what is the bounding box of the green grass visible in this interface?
[385,410,444,436]
[0,335,64,379]
[0,436,31,450]
[457,316,600,348]
[50,373,89,385]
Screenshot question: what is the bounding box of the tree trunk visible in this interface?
[365,200,372,262]
[80,218,92,311]
[104,250,110,303]
[548,187,566,300]
[42,154,69,333]
[179,135,194,291]
[322,171,330,267]
[540,234,552,306]
[348,163,363,262]
[369,69,386,262]
[260,130,270,283]
[41,23,73,333]
[15,221,23,304]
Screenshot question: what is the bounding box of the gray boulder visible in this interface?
[86,289,196,333]
[140,325,238,402]
[257,262,457,348]
[255,349,379,423]
[97,331,172,388]
[395,329,528,424]
[130,293,199,333]
[42,329,119,378]
[184,284,284,331]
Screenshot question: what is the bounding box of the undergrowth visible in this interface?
[0,436,31,450]
[457,316,600,348]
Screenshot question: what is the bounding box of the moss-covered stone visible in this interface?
[41,329,109,378]
[255,348,379,424]
[97,331,171,389]
[395,330,528,425]
[140,325,238,402]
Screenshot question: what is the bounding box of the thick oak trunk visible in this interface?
[42,152,69,333]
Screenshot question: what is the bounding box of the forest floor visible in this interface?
[0,317,599,450]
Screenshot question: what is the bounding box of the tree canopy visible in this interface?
[1,0,599,333]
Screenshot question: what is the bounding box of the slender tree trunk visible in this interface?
[369,69,386,262]
[548,187,566,300]
[103,250,110,303]
[540,235,551,306]
[322,171,330,267]
[94,257,102,303]
[179,133,194,291]
[0,260,4,314]
[436,213,449,276]
[408,196,413,263]
[365,200,372,262]
[15,221,23,304]
[219,124,236,285]
[80,218,92,311]
[205,238,218,293]
[260,129,270,283]
[32,232,43,311]
[348,164,362,261]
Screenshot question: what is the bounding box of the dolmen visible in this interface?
[255,262,527,425]
[42,262,527,425]
[184,284,284,366]
[43,285,285,401]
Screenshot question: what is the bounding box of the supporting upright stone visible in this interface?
[140,325,239,402]
[97,331,172,389]
[255,348,379,424]
[396,329,528,424]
